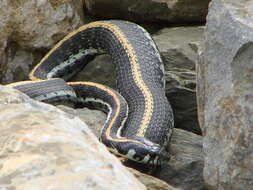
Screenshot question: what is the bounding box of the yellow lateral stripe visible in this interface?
[68,81,140,144]
[7,80,39,87]
[6,79,56,87]
[99,22,154,137]
[30,21,153,137]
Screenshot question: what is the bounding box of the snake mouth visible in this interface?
[106,136,170,165]
[133,144,169,165]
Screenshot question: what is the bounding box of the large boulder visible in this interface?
[0,0,84,83]
[84,0,211,23]
[0,85,146,190]
[198,0,253,189]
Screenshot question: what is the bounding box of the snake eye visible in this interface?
[112,136,169,165]
[146,144,170,165]
[137,143,168,165]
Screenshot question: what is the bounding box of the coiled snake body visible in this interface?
[8,20,174,165]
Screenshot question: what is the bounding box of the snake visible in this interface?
[7,20,174,165]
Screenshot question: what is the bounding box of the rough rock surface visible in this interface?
[57,105,107,138]
[0,0,84,83]
[128,168,179,190]
[72,54,116,89]
[155,129,205,190]
[84,0,211,23]
[0,86,146,190]
[198,0,253,189]
[58,105,205,190]
[153,26,204,135]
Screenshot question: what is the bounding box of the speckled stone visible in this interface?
[0,0,84,83]
[198,0,253,189]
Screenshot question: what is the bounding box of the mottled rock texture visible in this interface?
[128,168,179,190]
[0,0,84,83]
[155,129,205,190]
[0,86,146,190]
[198,0,253,189]
[84,0,211,23]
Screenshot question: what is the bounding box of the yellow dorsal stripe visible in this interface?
[30,21,153,137]
[68,81,139,143]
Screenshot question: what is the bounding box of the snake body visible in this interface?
[8,20,174,165]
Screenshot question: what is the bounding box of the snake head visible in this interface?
[117,136,170,165]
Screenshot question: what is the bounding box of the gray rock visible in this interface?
[155,129,205,190]
[0,42,45,83]
[84,0,211,23]
[58,105,205,189]
[0,85,146,190]
[128,168,179,190]
[153,26,204,135]
[0,0,84,83]
[57,105,107,138]
[71,54,116,89]
[198,0,253,189]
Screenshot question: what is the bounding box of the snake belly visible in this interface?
[9,20,174,165]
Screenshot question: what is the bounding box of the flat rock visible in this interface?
[198,0,253,189]
[0,0,84,83]
[84,0,211,23]
[0,86,146,190]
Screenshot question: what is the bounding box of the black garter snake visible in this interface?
[7,20,174,165]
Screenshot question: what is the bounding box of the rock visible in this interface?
[153,26,204,135]
[58,105,205,190]
[155,129,205,190]
[198,0,253,189]
[0,0,84,83]
[1,42,45,83]
[84,0,211,24]
[128,168,179,190]
[57,105,107,138]
[72,54,116,89]
[0,0,84,49]
[0,85,146,190]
